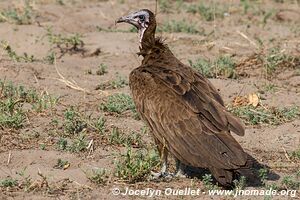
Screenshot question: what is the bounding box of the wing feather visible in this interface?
[141,65,245,136]
[129,64,247,170]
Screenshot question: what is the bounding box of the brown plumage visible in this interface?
[116,9,252,186]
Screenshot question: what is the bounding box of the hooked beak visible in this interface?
[115,13,139,28]
[115,16,128,24]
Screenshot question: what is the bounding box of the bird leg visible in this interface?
[150,152,172,178]
[174,158,187,178]
[150,138,172,179]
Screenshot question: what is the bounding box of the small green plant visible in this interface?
[97,26,137,33]
[100,93,136,114]
[108,128,143,147]
[22,52,35,62]
[240,0,251,14]
[56,135,87,153]
[276,106,299,121]
[158,20,200,34]
[262,83,278,93]
[109,127,125,145]
[44,51,56,64]
[127,131,143,148]
[289,149,300,160]
[86,168,108,185]
[56,138,68,151]
[202,174,218,190]
[186,3,225,21]
[229,105,299,125]
[56,0,65,5]
[265,48,286,74]
[281,176,300,190]
[0,98,25,129]
[110,74,128,89]
[262,10,274,26]
[1,40,35,62]
[262,48,299,76]
[0,40,19,61]
[96,63,108,75]
[0,80,57,129]
[68,133,88,152]
[265,183,279,190]
[233,176,247,190]
[258,168,268,184]
[215,56,237,78]
[189,58,211,77]
[16,168,32,192]
[96,73,128,90]
[0,177,18,187]
[54,159,69,169]
[189,56,237,78]
[0,1,35,25]
[159,0,172,13]
[94,116,106,134]
[31,93,58,112]
[45,27,85,56]
[63,107,87,135]
[175,0,184,10]
[114,147,159,183]
[241,48,300,78]
[40,144,46,150]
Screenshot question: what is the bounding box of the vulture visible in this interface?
[116,9,252,186]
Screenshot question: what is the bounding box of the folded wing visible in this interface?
[129,64,247,170]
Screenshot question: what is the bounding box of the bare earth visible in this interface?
[0,0,299,199]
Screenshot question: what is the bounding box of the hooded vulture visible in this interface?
[116,9,252,186]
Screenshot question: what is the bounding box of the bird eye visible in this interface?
[138,15,145,21]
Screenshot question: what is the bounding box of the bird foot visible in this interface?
[149,171,174,181]
[174,170,187,178]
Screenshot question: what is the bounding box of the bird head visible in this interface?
[116,9,156,46]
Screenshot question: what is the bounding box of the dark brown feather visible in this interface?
[130,61,247,168]
[125,9,249,186]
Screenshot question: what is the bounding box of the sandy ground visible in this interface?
[0,0,299,199]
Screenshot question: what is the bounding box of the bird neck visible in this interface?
[140,24,156,52]
[139,38,172,66]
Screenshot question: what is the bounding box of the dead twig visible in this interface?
[282,146,294,163]
[54,57,90,94]
[7,151,11,165]
[37,169,49,189]
[0,13,8,22]
[87,139,94,157]
[236,30,259,49]
[53,57,109,97]
[73,180,93,190]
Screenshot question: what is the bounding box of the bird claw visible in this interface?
[174,170,187,178]
[149,171,174,180]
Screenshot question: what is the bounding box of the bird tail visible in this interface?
[234,155,262,186]
[210,155,261,187]
[209,166,234,187]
